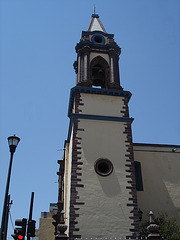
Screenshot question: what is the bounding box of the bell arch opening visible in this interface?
[90,56,110,88]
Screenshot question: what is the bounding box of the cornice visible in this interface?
[67,113,134,143]
[68,86,132,118]
[75,40,121,55]
[82,30,114,38]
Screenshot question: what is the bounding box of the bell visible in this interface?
[92,64,105,87]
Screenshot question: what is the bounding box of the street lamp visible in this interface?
[8,135,20,153]
[0,135,20,240]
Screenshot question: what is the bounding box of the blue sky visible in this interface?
[0,0,180,238]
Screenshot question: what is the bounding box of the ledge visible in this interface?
[67,113,134,142]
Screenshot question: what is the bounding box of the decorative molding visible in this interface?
[133,142,180,148]
[82,30,114,38]
[68,86,132,118]
[72,113,134,122]
[76,40,121,56]
[67,113,134,143]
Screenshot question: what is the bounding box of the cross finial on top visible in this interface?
[94,4,96,14]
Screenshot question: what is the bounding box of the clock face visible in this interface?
[92,34,105,45]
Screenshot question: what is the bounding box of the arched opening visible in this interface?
[90,56,109,88]
[91,64,105,86]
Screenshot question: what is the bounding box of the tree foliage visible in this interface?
[139,212,180,240]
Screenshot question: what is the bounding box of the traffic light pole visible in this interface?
[11,192,36,240]
[27,192,34,240]
[28,192,34,222]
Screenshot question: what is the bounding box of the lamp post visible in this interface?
[0,135,20,240]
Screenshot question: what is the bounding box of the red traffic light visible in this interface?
[18,235,24,240]
[11,218,27,240]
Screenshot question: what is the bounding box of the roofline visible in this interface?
[133,143,180,148]
[88,14,107,33]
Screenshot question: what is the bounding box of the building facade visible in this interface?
[134,143,180,219]
[38,14,180,240]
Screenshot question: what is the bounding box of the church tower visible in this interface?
[63,14,139,239]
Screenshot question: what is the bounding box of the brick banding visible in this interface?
[69,93,84,238]
[121,97,140,239]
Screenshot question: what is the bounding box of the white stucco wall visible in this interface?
[134,144,180,220]
[74,119,133,238]
[79,93,125,117]
[65,92,137,238]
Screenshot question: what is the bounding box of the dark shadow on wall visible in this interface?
[96,170,121,197]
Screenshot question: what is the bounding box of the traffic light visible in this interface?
[27,219,36,237]
[11,218,27,240]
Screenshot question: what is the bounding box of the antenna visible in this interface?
[94,4,96,14]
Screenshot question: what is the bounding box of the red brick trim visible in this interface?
[121,97,130,118]
[69,93,84,238]
[122,97,140,239]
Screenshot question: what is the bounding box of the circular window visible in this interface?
[94,35,103,43]
[92,34,105,45]
[94,158,113,177]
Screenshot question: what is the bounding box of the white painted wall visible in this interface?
[65,92,136,238]
[74,118,133,238]
[79,93,125,117]
[134,145,180,220]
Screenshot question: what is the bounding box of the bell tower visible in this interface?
[63,14,139,239]
[74,14,122,90]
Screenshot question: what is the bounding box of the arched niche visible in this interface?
[90,56,110,88]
